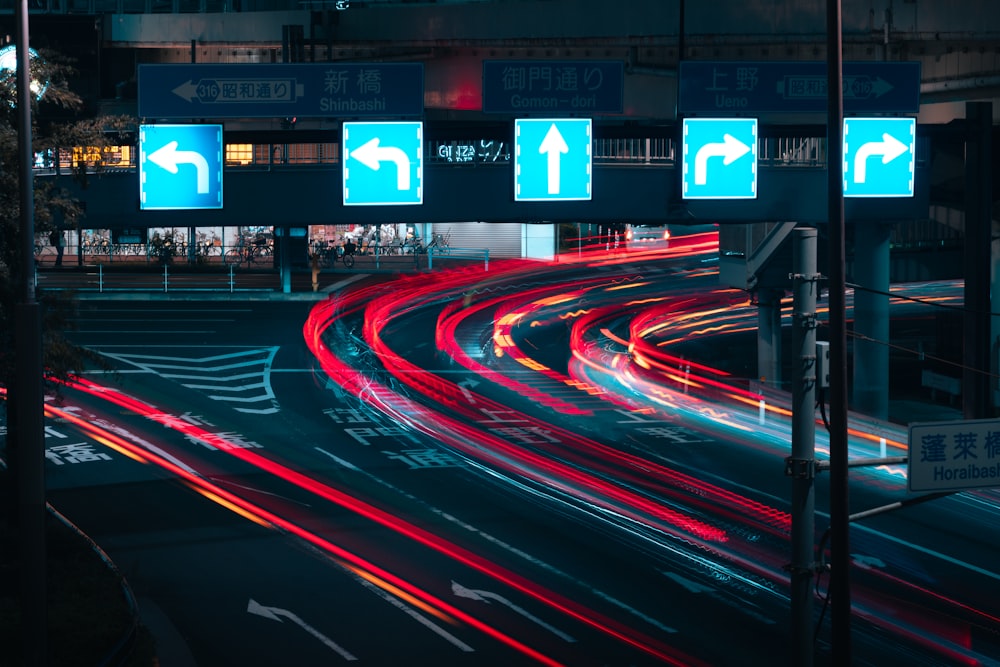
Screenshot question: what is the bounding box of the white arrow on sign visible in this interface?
[693,133,751,185]
[247,599,357,661]
[147,141,211,194]
[538,123,569,195]
[171,80,199,102]
[852,132,908,184]
[451,581,576,642]
[350,137,411,191]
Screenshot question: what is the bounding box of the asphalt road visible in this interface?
[25,253,1000,666]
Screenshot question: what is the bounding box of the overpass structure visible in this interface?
[5,0,1000,418]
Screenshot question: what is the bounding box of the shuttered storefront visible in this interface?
[430,222,525,258]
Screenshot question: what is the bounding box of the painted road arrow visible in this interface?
[852,132,908,184]
[247,599,357,661]
[693,133,751,185]
[451,581,576,642]
[538,123,570,195]
[350,137,411,190]
[147,141,210,194]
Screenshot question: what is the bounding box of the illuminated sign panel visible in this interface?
[843,117,916,198]
[514,118,592,202]
[139,124,223,211]
[342,121,423,206]
[681,118,758,200]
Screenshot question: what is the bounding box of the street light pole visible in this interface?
[14,0,47,663]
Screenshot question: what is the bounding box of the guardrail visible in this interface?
[425,247,490,271]
[36,264,275,293]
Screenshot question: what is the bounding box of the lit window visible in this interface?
[226,143,254,166]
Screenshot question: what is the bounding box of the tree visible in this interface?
[0,46,133,393]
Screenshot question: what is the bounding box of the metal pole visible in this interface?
[826,0,852,660]
[13,1,47,662]
[963,101,993,419]
[789,227,818,667]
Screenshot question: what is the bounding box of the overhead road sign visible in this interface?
[679,61,921,114]
[514,118,592,202]
[138,63,424,119]
[843,117,915,198]
[139,124,223,211]
[343,121,423,206]
[483,60,623,114]
[908,419,1000,493]
[681,118,757,200]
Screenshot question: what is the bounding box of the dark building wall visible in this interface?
[54,161,929,229]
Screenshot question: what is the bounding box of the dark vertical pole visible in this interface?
[790,228,818,667]
[963,101,993,420]
[14,2,47,664]
[675,0,685,198]
[827,0,851,661]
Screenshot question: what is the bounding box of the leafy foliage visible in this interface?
[0,47,134,391]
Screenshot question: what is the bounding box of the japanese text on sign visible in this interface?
[483,60,623,114]
[908,419,1000,492]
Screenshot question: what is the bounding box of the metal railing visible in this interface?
[36,263,259,293]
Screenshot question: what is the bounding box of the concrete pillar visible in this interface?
[757,287,785,387]
[852,222,891,420]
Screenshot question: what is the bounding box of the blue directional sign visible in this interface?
[514,118,592,202]
[138,63,424,119]
[679,61,921,114]
[843,117,915,198]
[682,118,758,200]
[139,124,223,211]
[343,121,423,206]
[483,60,624,114]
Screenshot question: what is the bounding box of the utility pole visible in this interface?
[826,0,852,661]
[788,227,818,667]
[14,1,47,664]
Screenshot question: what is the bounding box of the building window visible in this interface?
[226,143,254,166]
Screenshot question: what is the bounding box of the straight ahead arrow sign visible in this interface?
[538,123,569,195]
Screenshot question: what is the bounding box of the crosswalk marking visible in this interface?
[99,348,281,414]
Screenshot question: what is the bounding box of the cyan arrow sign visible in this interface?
[350,137,412,191]
[342,121,423,206]
[147,140,210,194]
[538,123,569,195]
[843,117,915,198]
[851,132,908,184]
[682,118,758,200]
[693,133,751,185]
[514,118,592,202]
[139,124,223,211]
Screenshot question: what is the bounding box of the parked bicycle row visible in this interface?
[35,233,276,268]
[34,224,457,271]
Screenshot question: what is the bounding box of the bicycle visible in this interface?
[340,242,356,269]
[224,240,269,267]
[426,232,451,255]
